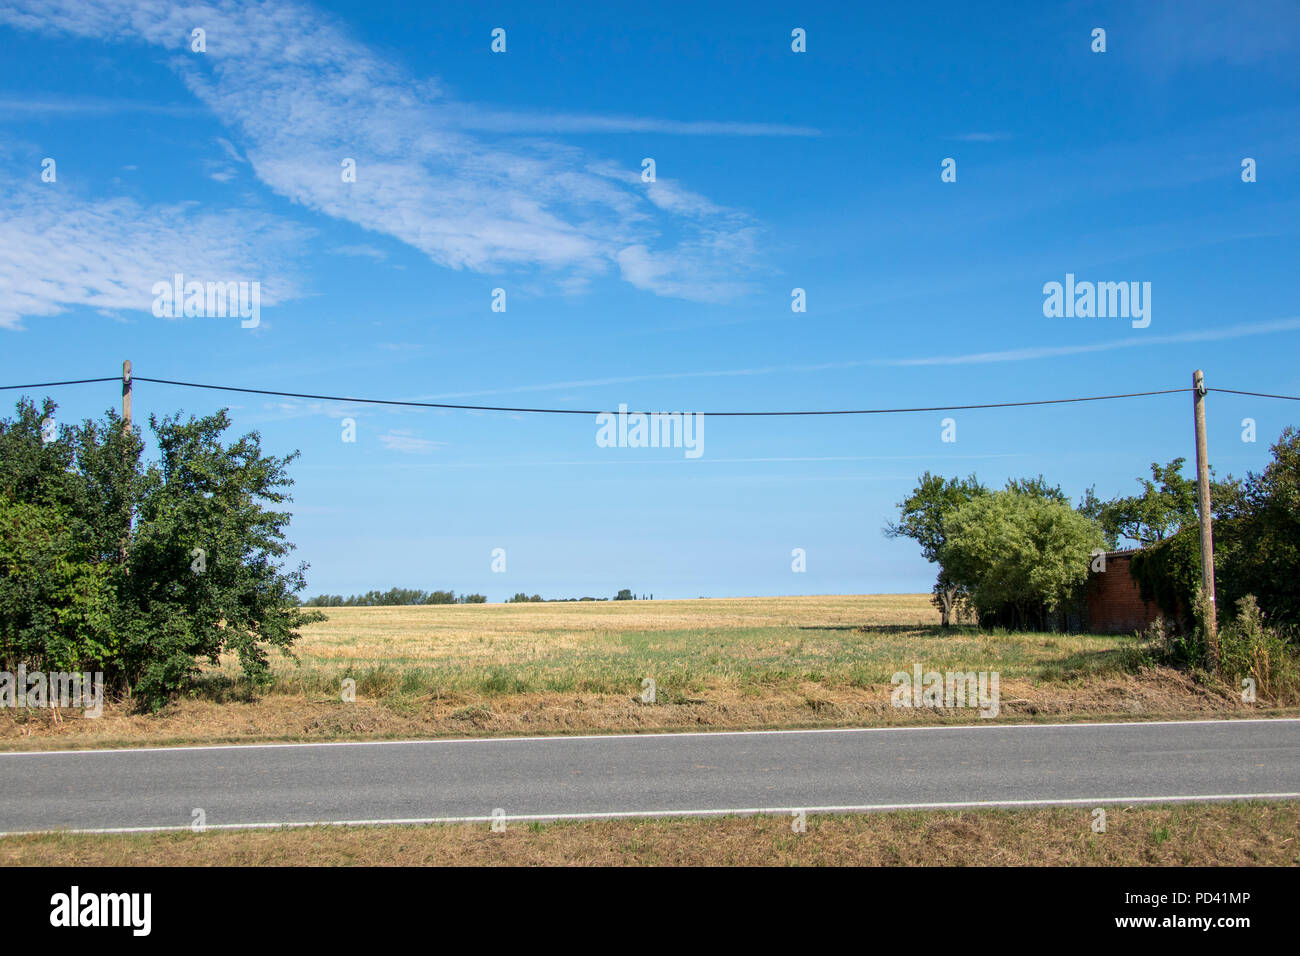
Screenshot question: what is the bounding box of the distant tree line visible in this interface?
[507,590,653,603]
[301,588,485,607]
[304,588,655,606]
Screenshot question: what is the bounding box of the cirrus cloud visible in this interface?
[1,0,764,320]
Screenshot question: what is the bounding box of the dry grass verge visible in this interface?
[4,801,1296,866]
[1,666,1290,752]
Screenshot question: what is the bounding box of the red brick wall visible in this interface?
[1086,553,1163,634]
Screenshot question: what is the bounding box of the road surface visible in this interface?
[1,718,1297,834]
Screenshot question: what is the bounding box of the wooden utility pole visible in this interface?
[121,360,132,433]
[120,360,133,566]
[1192,369,1218,665]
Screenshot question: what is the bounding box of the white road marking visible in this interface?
[3,791,1298,837]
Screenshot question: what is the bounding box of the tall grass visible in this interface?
[1127,592,1300,703]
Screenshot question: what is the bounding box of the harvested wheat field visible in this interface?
[1,595,1292,750]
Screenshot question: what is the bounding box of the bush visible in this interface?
[0,398,319,710]
[942,490,1106,631]
[1216,595,1300,703]
[1134,604,1206,672]
[1216,427,1300,629]
[1133,591,1300,703]
[0,496,117,673]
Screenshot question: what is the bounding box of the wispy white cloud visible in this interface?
[332,244,388,261]
[232,399,375,428]
[416,317,1300,400]
[215,137,246,164]
[0,95,819,138]
[0,94,201,116]
[878,317,1300,367]
[0,0,762,308]
[378,430,445,454]
[439,107,819,138]
[205,163,238,182]
[0,184,305,329]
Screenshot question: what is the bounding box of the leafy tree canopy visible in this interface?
[943,490,1106,630]
[0,398,319,708]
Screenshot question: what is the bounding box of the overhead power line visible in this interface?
[0,377,119,390]
[1,374,1296,415]
[1207,387,1300,402]
[130,377,1199,416]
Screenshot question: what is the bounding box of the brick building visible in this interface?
[1086,548,1165,634]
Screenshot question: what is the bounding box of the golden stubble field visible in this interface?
[289,594,935,669]
[1,594,1287,750]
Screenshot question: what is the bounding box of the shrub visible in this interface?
[0,398,319,710]
[1136,591,1300,703]
[1216,595,1300,703]
[942,490,1106,631]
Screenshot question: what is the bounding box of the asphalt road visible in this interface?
[1,718,1297,834]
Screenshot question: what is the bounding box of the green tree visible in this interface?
[1097,459,1201,547]
[0,398,132,675]
[1216,427,1300,627]
[1005,475,1069,503]
[0,495,117,673]
[0,398,320,709]
[943,490,1105,631]
[1108,458,1246,632]
[883,472,987,625]
[113,409,322,705]
[1074,485,1117,549]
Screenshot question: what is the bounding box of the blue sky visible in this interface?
[2,0,1298,600]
